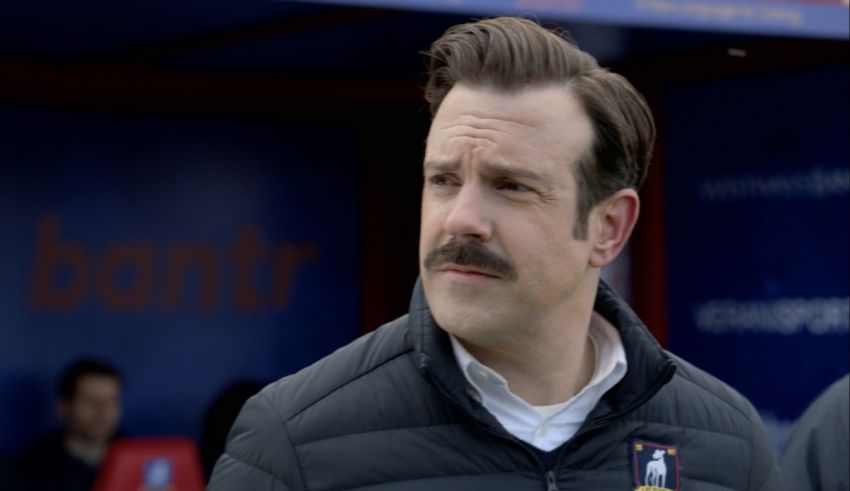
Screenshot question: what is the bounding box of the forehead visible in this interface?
[426,84,594,169]
[75,374,120,394]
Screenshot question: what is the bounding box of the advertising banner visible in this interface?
[311,0,849,39]
[665,66,849,448]
[0,109,361,453]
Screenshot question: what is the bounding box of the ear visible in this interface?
[588,189,640,268]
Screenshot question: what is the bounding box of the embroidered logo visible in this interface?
[630,440,680,491]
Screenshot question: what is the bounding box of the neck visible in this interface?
[64,433,108,466]
[461,302,597,406]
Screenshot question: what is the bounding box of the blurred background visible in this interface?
[0,0,847,479]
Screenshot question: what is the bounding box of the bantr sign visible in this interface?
[30,216,318,312]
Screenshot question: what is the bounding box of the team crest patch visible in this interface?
[630,439,680,491]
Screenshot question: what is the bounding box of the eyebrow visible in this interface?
[423,160,545,184]
[423,161,458,174]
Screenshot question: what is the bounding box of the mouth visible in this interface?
[438,264,500,279]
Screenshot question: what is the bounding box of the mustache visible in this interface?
[424,239,517,280]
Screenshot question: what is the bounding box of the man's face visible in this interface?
[419,84,598,346]
[59,374,122,445]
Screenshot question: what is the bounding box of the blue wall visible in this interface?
[665,66,849,445]
[0,108,361,454]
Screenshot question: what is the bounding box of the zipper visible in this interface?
[545,471,559,491]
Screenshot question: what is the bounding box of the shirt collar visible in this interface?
[450,311,628,416]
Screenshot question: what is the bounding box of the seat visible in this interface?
[92,437,205,491]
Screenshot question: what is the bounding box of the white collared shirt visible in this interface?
[450,312,628,451]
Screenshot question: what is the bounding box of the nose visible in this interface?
[443,183,493,242]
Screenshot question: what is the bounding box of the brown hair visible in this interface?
[424,17,655,239]
[58,358,121,401]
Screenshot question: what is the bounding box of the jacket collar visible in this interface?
[587,281,676,420]
[409,278,504,431]
[410,277,676,426]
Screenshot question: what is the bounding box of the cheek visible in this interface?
[419,203,444,242]
[105,406,121,423]
[509,216,579,271]
[72,404,96,422]
[504,210,560,248]
[419,215,435,266]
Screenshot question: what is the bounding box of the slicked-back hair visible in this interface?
[58,358,122,402]
[424,17,656,239]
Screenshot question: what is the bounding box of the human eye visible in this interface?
[428,174,457,187]
[496,179,532,193]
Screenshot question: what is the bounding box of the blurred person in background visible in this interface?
[18,358,122,491]
[209,17,781,490]
[199,380,263,481]
[781,374,849,491]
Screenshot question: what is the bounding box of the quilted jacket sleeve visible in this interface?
[208,455,293,491]
[207,390,302,491]
[749,403,784,491]
[779,375,849,491]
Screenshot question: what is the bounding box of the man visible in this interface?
[781,374,849,491]
[18,358,122,491]
[209,17,781,490]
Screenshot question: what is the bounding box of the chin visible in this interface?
[429,297,498,339]
[424,273,508,331]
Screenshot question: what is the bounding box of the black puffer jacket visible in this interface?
[209,280,782,490]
